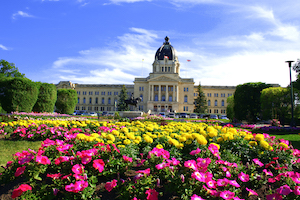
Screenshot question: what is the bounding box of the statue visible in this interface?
[124,93,142,108]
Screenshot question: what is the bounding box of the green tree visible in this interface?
[226,95,234,120]
[55,89,77,114]
[117,85,129,111]
[194,84,207,113]
[234,82,270,122]
[0,77,39,112]
[0,59,25,78]
[33,83,57,113]
[260,87,291,124]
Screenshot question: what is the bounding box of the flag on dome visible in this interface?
[164,56,169,59]
[187,59,191,62]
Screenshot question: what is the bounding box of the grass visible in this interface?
[270,133,300,150]
[0,140,41,172]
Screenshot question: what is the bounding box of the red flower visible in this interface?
[145,188,158,200]
[105,179,118,192]
[14,166,26,177]
[11,184,32,199]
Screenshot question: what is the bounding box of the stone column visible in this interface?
[148,84,151,101]
[166,84,168,102]
[158,85,161,102]
[173,85,175,102]
[151,85,154,101]
[176,85,179,102]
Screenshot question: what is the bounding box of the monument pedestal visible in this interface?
[119,111,143,118]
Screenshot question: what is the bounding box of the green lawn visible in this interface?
[0,140,41,172]
[270,133,300,150]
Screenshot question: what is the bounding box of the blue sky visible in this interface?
[2,0,300,87]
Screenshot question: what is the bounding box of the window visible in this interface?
[95,97,98,104]
[102,98,105,104]
[214,109,218,114]
[140,94,143,102]
[114,92,118,95]
[154,86,159,91]
[214,93,218,97]
[82,106,85,110]
[208,100,211,106]
[184,95,188,103]
[162,95,165,101]
[83,91,87,95]
[169,95,172,102]
[207,93,211,97]
[221,93,225,97]
[101,91,105,95]
[89,97,92,104]
[75,106,79,110]
[154,95,158,101]
[161,86,166,91]
[187,87,189,92]
[95,91,99,95]
[89,91,93,95]
[94,107,98,111]
[208,109,212,113]
[83,97,86,104]
[139,87,144,91]
[168,86,173,91]
[184,87,186,92]
[108,92,112,95]
[221,100,225,107]
[221,109,226,114]
[108,98,111,105]
[100,107,104,111]
[183,106,188,111]
[78,98,80,104]
[88,107,92,111]
[77,91,80,95]
[139,105,143,111]
[215,100,218,106]
[168,67,170,72]
[228,93,232,97]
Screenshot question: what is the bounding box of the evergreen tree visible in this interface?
[194,84,207,113]
[0,59,25,78]
[117,85,129,111]
[33,82,57,113]
[226,95,234,120]
[55,89,77,114]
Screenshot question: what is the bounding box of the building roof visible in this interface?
[155,36,177,61]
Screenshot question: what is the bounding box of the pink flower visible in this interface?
[155,162,169,170]
[93,159,105,173]
[11,184,32,199]
[190,148,201,155]
[105,179,118,192]
[136,168,150,175]
[220,190,235,199]
[145,188,158,200]
[206,179,217,189]
[246,188,258,196]
[252,158,264,167]
[123,155,133,162]
[72,164,84,174]
[191,194,206,200]
[192,171,206,182]
[132,197,141,200]
[197,158,211,168]
[263,169,273,176]
[47,173,62,179]
[276,185,292,195]
[238,172,249,182]
[15,166,26,177]
[294,186,300,195]
[217,178,229,187]
[36,155,51,165]
[74,180,88,192]
[184,160,198,171]
[228,180,240,188]
[266,193,283,200]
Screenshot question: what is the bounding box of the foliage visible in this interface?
[1,118,300,199]
[0,59,25,78]
[117,85,129,111]
[0,77,39,113]
[55,89,77,114]
[226,95,234,120]
[33,83,57,113]
[261,87,291,124]
[194,84,207,113]
[234,82,271,122]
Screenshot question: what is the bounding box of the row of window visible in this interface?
[204,93,233,97]
[207,100,225,107]
[78,94,144,105]
[207,109,226,114]
[76,106,115,111]
[153,86,175,91]
[77,91,121,96]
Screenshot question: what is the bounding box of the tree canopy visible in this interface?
[117,85,129,111]
[0,59,25,78]
[55,89,77,114]
[194,84,207,113]
[234,82,271,122]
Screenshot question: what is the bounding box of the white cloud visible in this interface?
[0,44,8,50]
[105,0,152,5]
[12,11,34,20]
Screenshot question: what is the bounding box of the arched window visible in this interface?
[108,98,111,104]
[89,97,92,104]
[154,95,158,101]
[221,100,225,107]
[140,94,143,102]
[208,100,211,106]
[184,95,188,103]
[169,95,172,102]
[215,100,218,106]
[102,98,105,104]
[78,98,80,104]
[95,97,98,104]
[83,97,86,104]
[161,95,165,101]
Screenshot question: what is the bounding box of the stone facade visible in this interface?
[56,37,236,115]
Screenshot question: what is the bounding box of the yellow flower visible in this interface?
[259,140,269,150]
[249,141,257,146]
[123,139,131,145]
[156,144,164,149]
[106,134,115,142]
[255,134,264,141]
[279,142,289,149]
[196,135,207,145]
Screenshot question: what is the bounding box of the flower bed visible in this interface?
[1,119,300,199]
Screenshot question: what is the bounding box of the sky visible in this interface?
[2,0,300,87]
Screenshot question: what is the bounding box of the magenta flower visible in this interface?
[74,180,88,192]
[263,169,273,176]
[253,158,264,167]
[155,162,168,170]
[15,166,26,177]
[190,148,201,155]
[191,194,206,200]
[220,190,235,199]
[47,173,62,179]
[217,178,229,187]
[184,160,198,171]
[72,164,84,174]
[93,159,105,173]
[105,179,118,192]
[246,188,258,196]
[266,193,283,200]
[294,186,300,195]
[11,184,32,199]
[145,188,158,200]
[238,172,249,182]
[136,168,150,175]
[229,180,240,188]
[276,185,292,195]
[206,179,217,189]
[36,155,51,165]
[192,171,206,182]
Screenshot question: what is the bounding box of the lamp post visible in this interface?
[286,60,295,127]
